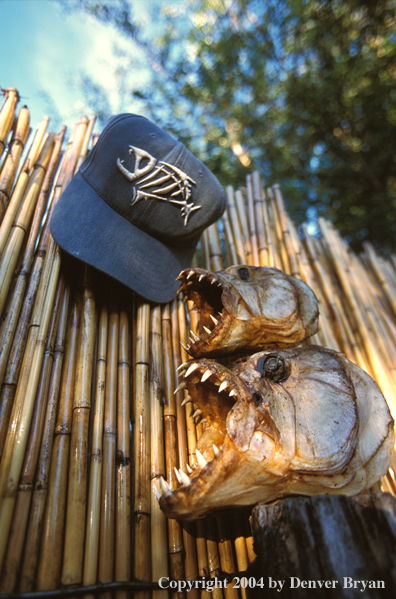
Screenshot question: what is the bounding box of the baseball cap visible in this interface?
[50,113,226,302]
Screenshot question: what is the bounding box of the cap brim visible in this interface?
[50,171,195,303]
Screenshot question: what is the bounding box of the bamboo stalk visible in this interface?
[216,517,239,599]
[98,297,119,589]
[36,289,81,591]
[83,300,108,589]
[0,273,65,593]
[19,272,70,593]
[0,88,19,159]
[226,186,247,264]
[134,300,151,598]
[61,267,96,586]
[162,303,185,598]
[251,172,268,267]
[246,176,259,266]
[0,116,49,255]
[234,189,253,266]
[115,292,132,598]
[0,239,61,570]
[150,304,169,599]
[0,105,30,220]
[221,211,238,266]
[207,222,224,271]
[0,132,56,317]
[0,127,64,390]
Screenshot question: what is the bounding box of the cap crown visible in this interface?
[80,114,226,247]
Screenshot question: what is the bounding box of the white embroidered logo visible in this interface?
[117,145,201,226]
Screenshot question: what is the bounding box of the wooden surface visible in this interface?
[248,493,396,598]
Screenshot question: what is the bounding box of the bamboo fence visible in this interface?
[0,88,396,597]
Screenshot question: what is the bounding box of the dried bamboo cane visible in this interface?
[0,239,61,570]
[246,176,259,266]
[266,187,288,272]
[226,186,247,264]
[251,173,268,267]
[207,222,224,271]
[0,274,65,593]
[0,106,30,220]
[98,297,119,590]
[0,127,64,390]
[234,190,253,266]
[162,303,185,597]
[171,298,200,599]
[36,289,81,591]
[115,295,131,599]
[61,267,96,586]
[19,272,70,593]
[272,185,299,278]
[83,301,108,590]
[134,300,151,598]
[221,211,238,266]
[202,229,211,271]
[0,116,49,255]
[150,304,169,599]
[0,132,55,317]
[76,115,96,170]
[363,242,396,319]
[0,88,19,159]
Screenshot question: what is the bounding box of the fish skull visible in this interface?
[176,265,319,357]
[158,345,394,520]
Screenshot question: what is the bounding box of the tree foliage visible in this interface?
[68,0,396,253]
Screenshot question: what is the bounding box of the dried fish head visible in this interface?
[177,265,319,357]
[159,346,394,520]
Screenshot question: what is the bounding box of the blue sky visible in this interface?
[0,0,153,134]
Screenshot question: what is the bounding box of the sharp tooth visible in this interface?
[185,363,199,378]
[229,389,237,397]
[159,476,172,496]
[174,381,187,394]
[201,369,212,382]
[174,467,182,485]
[186,464,193,474]
[203,326,211,335]
[175,273,183,282]
[154,484,162,501]
[210,278,217,285]
[217,282,222,287]
[187,270,195,279]
[199,274,205,282]
[193,409,202,418]
[177,361,190,372]
[180,342,191,353]
[181,395,192,406]
[179,469,191,486]
[218,381,228,393]
[178,369,186,378]
[213,444,220,456]
[210,314,219,326]
[196,449,207,470]
[190,330,200,341]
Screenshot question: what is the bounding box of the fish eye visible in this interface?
[258,354,288,383]
[252,392,262,406]
[237,267,250,280]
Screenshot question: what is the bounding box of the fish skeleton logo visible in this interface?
[117,145,201,226]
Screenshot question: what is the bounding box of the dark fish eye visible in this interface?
[237,267,250,280]
[258,354,288,383]
[252,392,262,406]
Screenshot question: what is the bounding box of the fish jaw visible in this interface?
[159,358,289,520]
[176,265,319,358]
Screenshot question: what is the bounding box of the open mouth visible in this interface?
[155,358,245,516]
[176,268,228,357]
